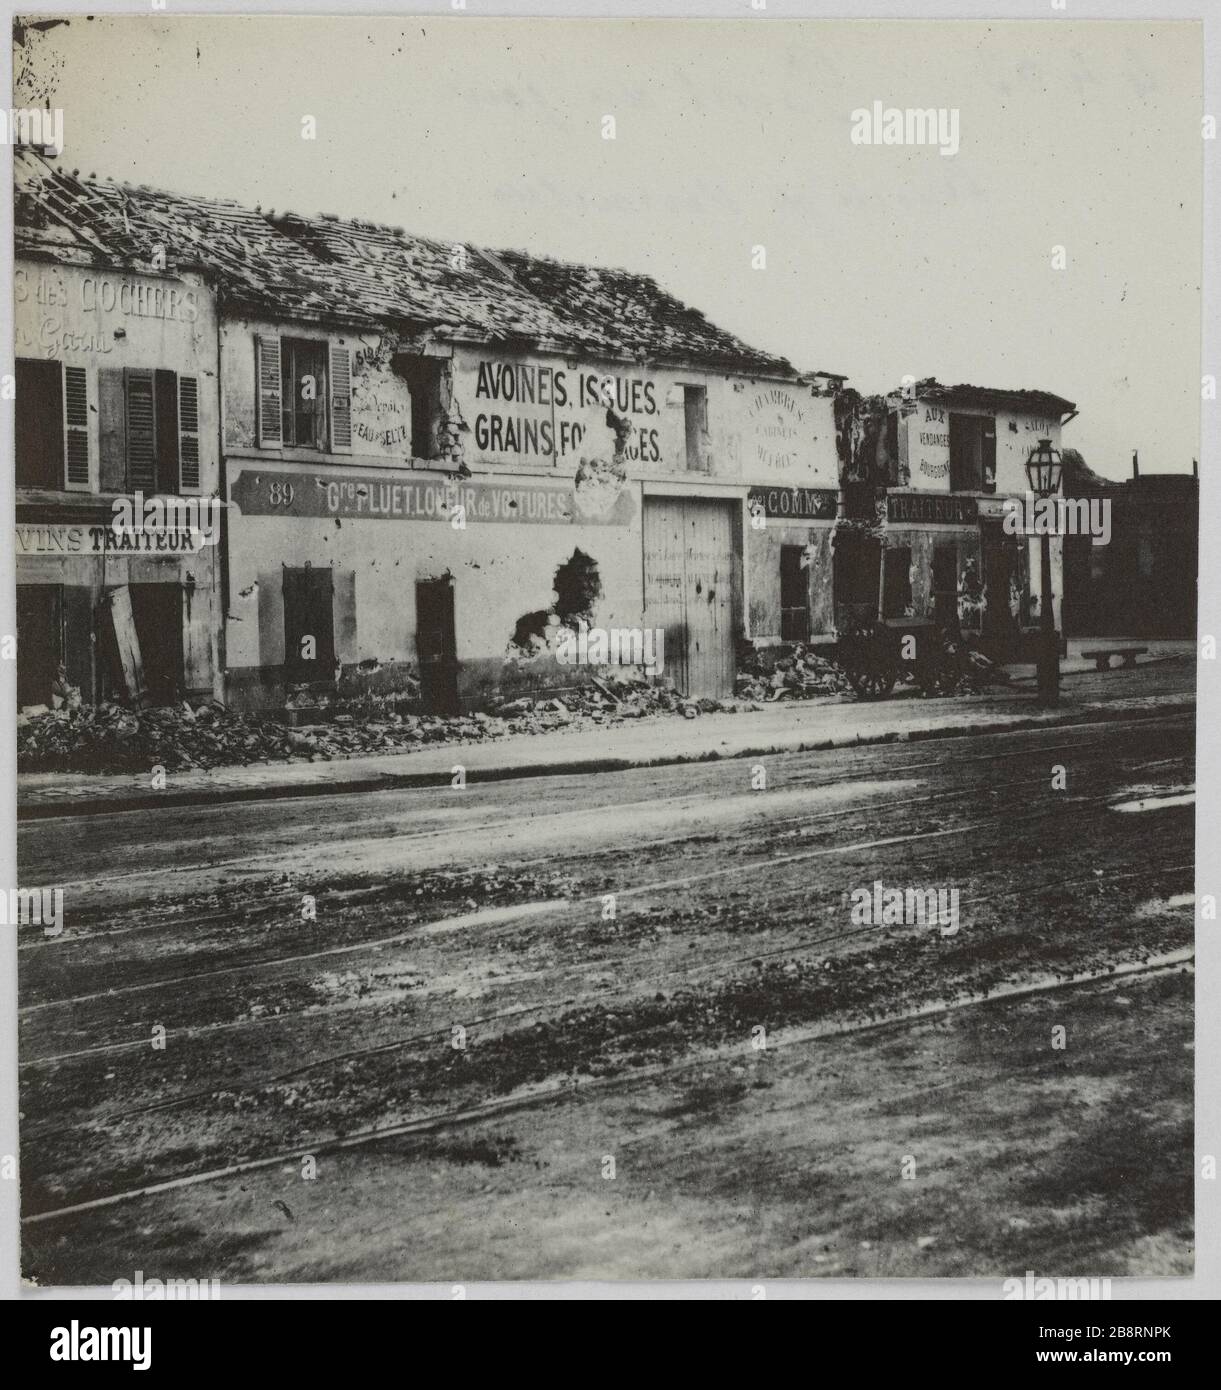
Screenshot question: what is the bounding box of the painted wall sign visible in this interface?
[746,386,807,474]
[464,359,665,465]
[887,493,978,525]
[914,404,951,481]
[15,264,205,360]
[348,337,416,456]
[16,524,205,555]
[14,266,200,322]
[748,485,838,520]
[230,469,635,526]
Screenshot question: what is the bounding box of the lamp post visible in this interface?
[1025,438,1063,707]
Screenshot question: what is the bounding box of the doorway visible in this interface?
[129,584,186,705]
[416,576,459,715]
[980,520,1023,656]
[642,496,738,698]
[283,566,336,686]
[16,585,62,707]
[779,545,810,642]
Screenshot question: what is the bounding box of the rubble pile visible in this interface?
[926,642,1011,696]
[491,670,751,727]
[735,644,854,702]
[16,672,755,775]
[16,701,505,774]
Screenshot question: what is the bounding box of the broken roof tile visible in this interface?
[15,149,800,379]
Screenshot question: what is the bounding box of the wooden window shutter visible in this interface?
[63,365,91,488]
[256,334,282,447]
[154,368,180,493]
[178,375,201,489]
[15,359,64,489]
[124,369,157,490]
[98,368,127,492]
[329,342,352,453]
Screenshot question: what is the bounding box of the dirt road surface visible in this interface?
[18,713,1194,1283]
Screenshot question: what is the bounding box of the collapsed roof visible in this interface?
[14,150,799,379]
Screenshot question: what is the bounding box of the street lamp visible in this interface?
[1025,438,1063,707]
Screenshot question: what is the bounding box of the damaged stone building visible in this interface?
[13,153,1076,711]
[829,378,1077,662]
[15,153,848,708]
[14,154,222,709]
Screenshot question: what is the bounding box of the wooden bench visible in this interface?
[1082,647,1148,671]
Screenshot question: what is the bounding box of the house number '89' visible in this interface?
[269,481,295,506]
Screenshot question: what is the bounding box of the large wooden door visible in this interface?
[643,496,738,698]
[283,566,336,685]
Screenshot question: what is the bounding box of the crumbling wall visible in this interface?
[833,388,902,486]
[507,548,604,658]
[745,524,836,641]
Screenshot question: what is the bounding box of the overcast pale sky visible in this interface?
[15,14,1203,477]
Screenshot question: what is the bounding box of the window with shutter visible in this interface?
[63,366,91,488]
[125,369,157,489]
[178,375,201,489]
[279,338,327,449]
[329,343,352,453]
[256,335,283,447]
[155,368,180,493]
[15,358,64,489]
[98,368,128,493]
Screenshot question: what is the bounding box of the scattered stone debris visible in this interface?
[917,638,1011,696]
[735,643,855,702]
[15,670,759,775]
[16,701,493,774]
[17,640,1012,774]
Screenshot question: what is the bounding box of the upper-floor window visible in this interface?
[399,354,446,461]
[683,385,708,472]
[281,338,328,449]
[949,413,996,492]
[15,358,90,491]
[256,333,351,454]
[15,358,200,494]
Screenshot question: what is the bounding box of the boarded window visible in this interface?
[15,358,64,489]
[779,545,810,641]
[282,567,336,683]
[883,545,913,619]
[684,385,708,472]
